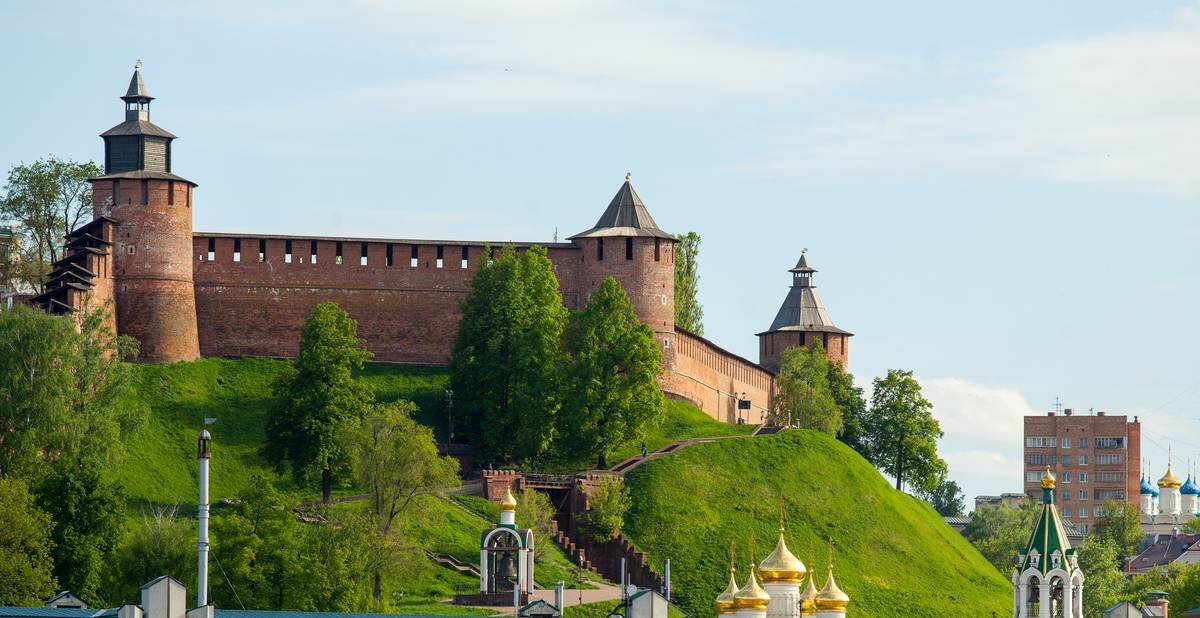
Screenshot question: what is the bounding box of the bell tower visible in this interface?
[92,64,200,362]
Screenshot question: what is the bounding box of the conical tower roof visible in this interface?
[758,250,851,336]
[1017,467,1075,576]
[569,174,675,240]
[122,65,153,102]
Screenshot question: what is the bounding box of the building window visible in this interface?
[1079,437,1089,448]
[1078,472,1088,483]
[1028,454,1057,465]
[411,245,419,268]
[1079,455,1089,466]
[625,237,633,260]
[336,242,343,265]
[1026,471,1042,482]
[207,237,215,261]
[1094,489,1125,501]
[1061,471,1072,483]
[1062,456,1070,467]
[128,245,136,254]
[285,240,293,264]
[1061,491,1070,502]
[168,181,175,205]
[258,239,266,262]
[461,245,469,269]
[1062,437,1071,448]
[1098,472,1123,483]
[1079,490,1088,501]
[436,245,444,268]
[311,240,318,264]
[141,179,149,205]
[1079,507,1088,518]
[1026,437,1056,448]
[233,239,241,262]
[654,237,661,261]
[361,243,368,266]
[386,244,393,267]
[114,180,121,205]
[1096,455,1122,465]
[1062,507,1072,518]
[1095,437,1125,449]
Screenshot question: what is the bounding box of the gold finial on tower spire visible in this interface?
[815,538,849,610]
[1041,465,1056,489]
[625,172,631,182]
[715,542,740,614]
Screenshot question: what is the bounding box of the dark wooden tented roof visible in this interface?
[569,174,675,240]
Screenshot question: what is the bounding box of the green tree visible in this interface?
[1076,537,1127,617]
[265,302,374,503]
[516,489,557,561]
[0,477,57,606]
[37,459,124,605]
[209,481,308,610]
[1092,500,1143,558]
[920,478,965,517]
[580,478,632,543]
[106,507,196,604]
[865,369,945,493]
[449,246,568,464]
[560,277,665,469]
[773,341,842,434]
[828,362,871,460]
[355,401,460,600]
[1168,563,1200,618]
[674,231,703,335]
[1,158,102,291]
[963,500,1038,572]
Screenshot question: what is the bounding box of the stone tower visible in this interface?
[569,174,678,367]
[757,250,851,372]
[92,66,200,362]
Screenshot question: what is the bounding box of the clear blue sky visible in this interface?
[3,1,1198,506]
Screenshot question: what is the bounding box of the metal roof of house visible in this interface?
[569,175,675,240]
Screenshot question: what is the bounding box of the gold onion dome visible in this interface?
[1041,466,1056,489]
[815,568,849,611]
[714,568,740,614]
[1160,464,1183,489]
[798,572,820,615]
[499,488,518,512]
[733,568,771,611]
[758,528,807,584]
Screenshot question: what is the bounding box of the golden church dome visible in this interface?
[714,567,740,615]
[758,528,807,584]
[1160,464,1183,489]
[733,568,771,611]
[499,488,518,512]
[815,568,849,611]
[1041,466,1056,489]
[798,573,819,615]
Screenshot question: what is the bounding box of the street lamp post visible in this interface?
[445,389,454,448]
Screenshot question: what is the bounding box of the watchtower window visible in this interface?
[360,243,369,266]
[207,237,215,261]
[233,239,241,262]
[410,245,419,268]
[113,180,121,206]
[311,240,318,264]
[141,179,149,205]
[461,245,469,269]
[168,181,175,205]
[654,238,661,261]
[285,240,293,264]
[258,239,266,262]
[625,237,633,260]
[386,244,394,267]
[336,242,343,265]
[597,238,604,261]
[436,245,444,268]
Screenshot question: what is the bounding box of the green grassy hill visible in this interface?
[622,430,1011,618]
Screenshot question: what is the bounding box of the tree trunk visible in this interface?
[894,448,904,492]
[598,453,607,469]
[322,467,332,504]
[373,571,382,601]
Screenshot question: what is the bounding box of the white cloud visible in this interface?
[739,6,1200,197]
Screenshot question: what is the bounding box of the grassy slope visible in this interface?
[622,430,1011,618]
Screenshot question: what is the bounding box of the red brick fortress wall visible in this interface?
[661,330,774,423]
[192,235,582,364]
[95,178,200,362]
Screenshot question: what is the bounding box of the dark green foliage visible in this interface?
[773,341,842,434]
[1092,500,1143,558]
[1076,538,1125,617]
[106,507,196,604]
[828,362,870,459]
[674,231,704,335]
[622,430,1012,617]
[864,369,945,493]
[450,246,568,464]
[0,477,57,606]
[515,490,557,561]
[962,501,1038,572]
[580,478,632,543]
[264,302,374,502]
[0,157,102,290]
[919,479,965,517]
[561,277,666,469]
[37,460,125,605]
[209,481,308,610]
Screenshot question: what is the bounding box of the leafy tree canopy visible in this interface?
[265,302,374,503]
[105,507,196,605]
[865,369,945,493]
[920,478,966,517]
[773,340,842,435]
[580,478,632,543]
[963,500,1038,572]
[0,477,57,606]
[561,277,665,469]
[674,231,703,335]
